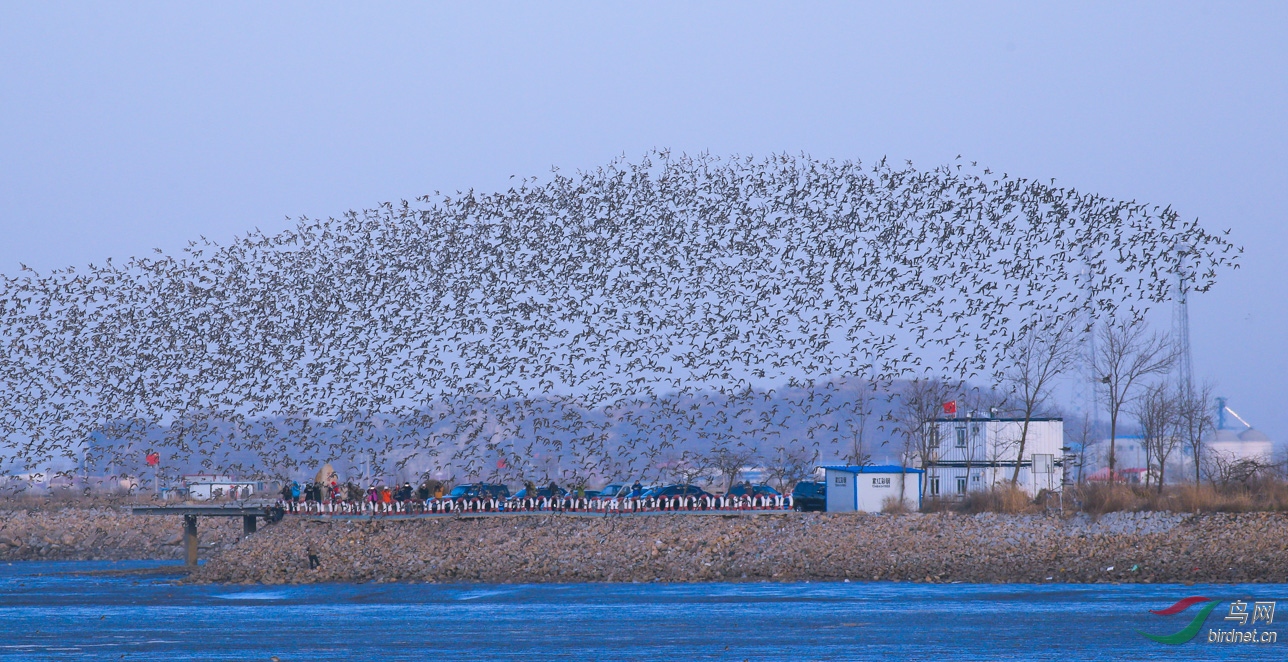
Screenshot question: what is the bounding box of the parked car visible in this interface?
[726,483,782,499]
[598,483,627,498]
[640,484,714,500]
[791,480,826,512]
[440,483,510,503]
[607,484,655,499]
[622,484,655,499]
[511,485,568,500]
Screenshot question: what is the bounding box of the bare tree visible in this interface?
[1176,381,1215,485]
[1133,382,1180,492]
[844,427,877,468]
[953,385,1007,494]
[1204,453,1270,488]
[668,450,713,486]
[1003,317,1080,484]
[843,379,880,466]
[763,443,818,493]
[894,378,956,502]
[1093,318,1176,478]
[1064,410,1097,485]
[708,445,760,493]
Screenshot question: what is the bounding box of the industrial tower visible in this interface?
[1172,243,1195,402]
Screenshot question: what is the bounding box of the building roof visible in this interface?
[820,465,925,474]
[1239,429,1271,442]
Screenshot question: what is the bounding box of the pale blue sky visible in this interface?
[2,2,1285,444]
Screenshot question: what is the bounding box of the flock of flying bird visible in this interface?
[0,151,1239,488]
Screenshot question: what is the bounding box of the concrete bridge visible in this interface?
[131,504,279,566]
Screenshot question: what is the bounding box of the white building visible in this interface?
[916,417,1064,497]
[1207,428,1274,466]
[1086,397,1276,483]
[1086,435,1189,484]
[1094,434,1148,472]
[821,465,923,512]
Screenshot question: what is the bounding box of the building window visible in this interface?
[956,427,967,448]
[929,426,940,449]
[957,477,967,494]
[929,477,940,496]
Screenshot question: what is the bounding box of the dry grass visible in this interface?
[943,478,1288,516]
[958,484,1040,514]
[881,495,913,514]
[917,485,1046,515]
[1073,483,1216,514]
[1072,484,1146,515]
[1160,478,1288,513]
[919,496,957,513]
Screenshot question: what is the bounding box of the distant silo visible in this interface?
[1205,398,1273,466]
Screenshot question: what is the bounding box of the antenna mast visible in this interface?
[1172,244,1195,401]
[1081,254,1100,429]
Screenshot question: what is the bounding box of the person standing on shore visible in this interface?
[547,481,561,511]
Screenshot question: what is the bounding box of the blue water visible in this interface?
[0,561,1284,660]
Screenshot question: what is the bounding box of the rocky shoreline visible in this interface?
[0,506,242,561]
[4,507,1286,584]
[189,510,1288,585]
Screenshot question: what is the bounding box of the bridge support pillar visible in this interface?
[184,514,198,567]
[242,514,257,538]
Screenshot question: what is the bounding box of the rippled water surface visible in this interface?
[0,561,1283,660]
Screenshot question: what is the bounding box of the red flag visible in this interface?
[145,452,160,466]
[942,401,957,415]
[496,459,506,469]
